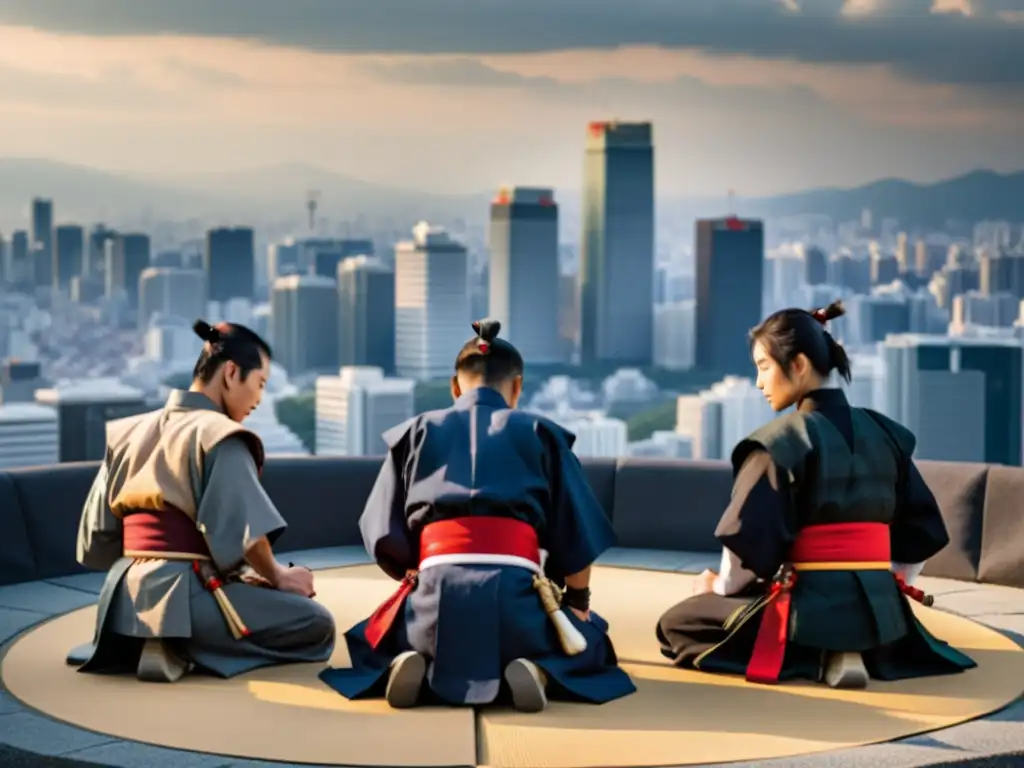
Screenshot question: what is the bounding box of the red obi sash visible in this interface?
[123,507,210,559]
[745,522,931,685]
[363,516,541,649]
[122,508,251,639]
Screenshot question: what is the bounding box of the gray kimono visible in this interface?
[71,389,335,678]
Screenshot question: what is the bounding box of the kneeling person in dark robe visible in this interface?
[319,319,636,711]
[656,301,976,688]
[70,320,336,682]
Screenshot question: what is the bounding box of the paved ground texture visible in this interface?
[0,546,1021,768]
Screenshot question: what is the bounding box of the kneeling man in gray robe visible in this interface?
[69,319,336,682]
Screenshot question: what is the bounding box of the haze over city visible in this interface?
[1,0,1022,200]
[0,0,1022,474]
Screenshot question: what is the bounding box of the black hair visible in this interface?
[191,319,273,384]
[749,300,852,383]
[454,319,524,386]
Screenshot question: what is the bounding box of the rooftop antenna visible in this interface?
[306,190,321,232]
[727,188,736,217]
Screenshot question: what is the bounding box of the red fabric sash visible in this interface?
[746,522,896,685]
[123,508,209,557]
[363,516,540,649]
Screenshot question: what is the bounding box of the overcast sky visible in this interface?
[0,0,1021,195]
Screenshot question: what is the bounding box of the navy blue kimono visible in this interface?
[319,386,636,706]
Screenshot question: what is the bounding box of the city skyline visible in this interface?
[0,1,1021,197]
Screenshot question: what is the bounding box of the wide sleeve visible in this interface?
[358,420,416,581]
[714,448,798,582]
[195,436,287,573]
[890,458,949,571]
[75,461,124,571]
[537,420,617,582]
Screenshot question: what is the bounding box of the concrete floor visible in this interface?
[1,546,1021,768]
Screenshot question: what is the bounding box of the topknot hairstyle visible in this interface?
[454,318,524,386]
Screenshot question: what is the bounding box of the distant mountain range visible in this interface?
[0,158,1020,231]
[732,170,1024,228]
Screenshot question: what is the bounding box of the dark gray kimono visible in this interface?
[657,388,976,682]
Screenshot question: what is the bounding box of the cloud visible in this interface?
[360,58,562,91]
[366,58,833,117]
[0,0,1022,89]
[932,0,975,14]
[0,22,1019,199]
[362,51,1024,134]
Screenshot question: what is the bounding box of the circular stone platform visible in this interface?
[3,565,1022,768]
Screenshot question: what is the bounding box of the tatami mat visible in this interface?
[4,565,1021,768]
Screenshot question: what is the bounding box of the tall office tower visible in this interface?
[979,250,1024,297]
[9,231,30,288]
[846,294,911,345]
[35,380,149,463]
[675,376,775,460]
[88,225,117,277]
[53,224,85,289]
[105,233,151,308]
[338,255,395,372]
[883,334,1022,465]
[803,245,828,286]
[653,300,696,371]
[267,239,302,284]
[488,186,562,365]
[270,275,340,377]
[828,252,871,294]
[915,241,948,279]
[152,250,183,269]
[30,198,53,288]
[0,403,59,470]
[205,227,255,302]
[870,245,899,286]
[394,222,470,381]
[315,366,415,457]
[952,290,1019,329]
[694,217,764,376]
[144,315,204,366]
[579,120,655,365]
[138,267,207,328]
[305,238,375,279]
[558,271,579,358]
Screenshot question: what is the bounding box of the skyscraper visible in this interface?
[268,240,302,283]
[270,275,340,376]
[883,334,1022,465]
[9,231,29,288]
[30,198,53,288]
[488,186,562,365]
[695,217,764,375]
[205,227,255,302]
[138,267,207,328]
[105,233,151,309]
[394,222,469,381]
[315,366,415,457]
[338,255,395,373]
[305,238,375,279]
[579,120,655,365]
[88,225,117,277]
[53,224,85,289]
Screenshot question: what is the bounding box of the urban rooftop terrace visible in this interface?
[0,455,1020,768]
